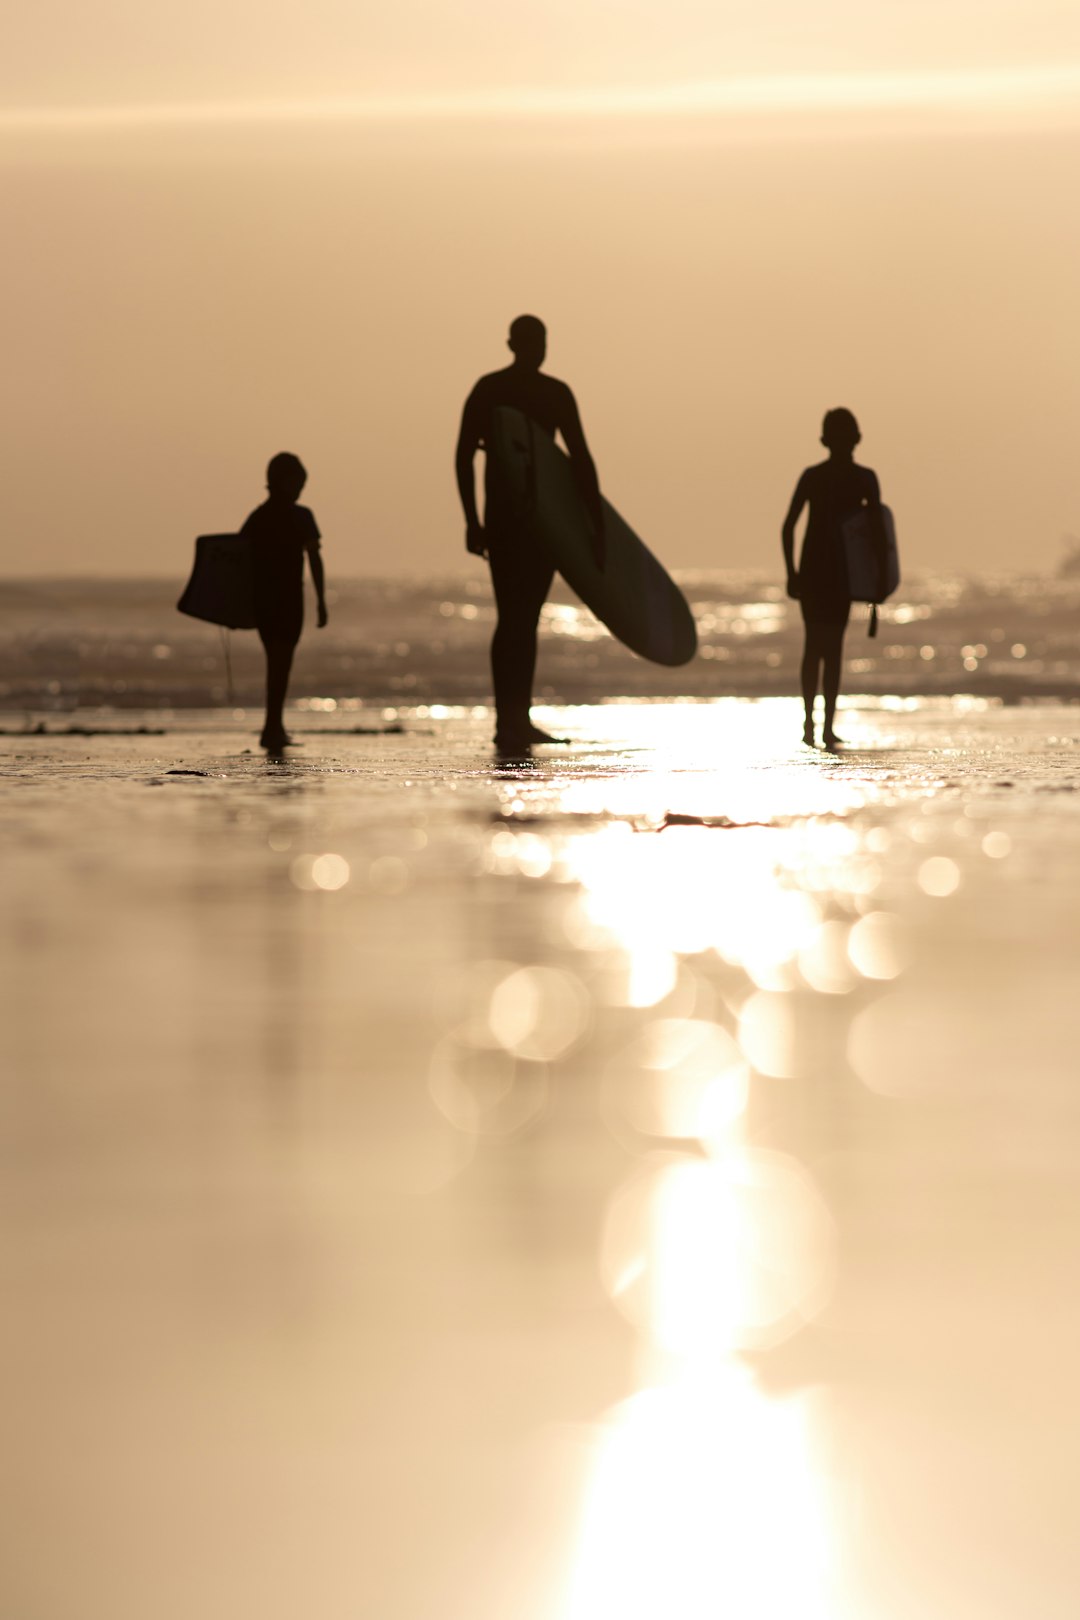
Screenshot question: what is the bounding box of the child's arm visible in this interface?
[781,473,809,597]
[307,539,328,627]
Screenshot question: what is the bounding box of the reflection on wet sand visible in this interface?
[4,699,1080,1618]
[565,1372,832,1620]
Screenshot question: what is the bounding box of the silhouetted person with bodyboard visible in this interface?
[455,315,604,754]
[782,408,885,749]
[241,452,327,751]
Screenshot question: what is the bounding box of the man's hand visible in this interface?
[466,521,487,559]
[317,602,329,628]
[786,572,801,600]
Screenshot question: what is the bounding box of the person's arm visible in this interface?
[781,473,809,597]
[455,389,487,558]
[559,387,605,569]
[306,539,328,627]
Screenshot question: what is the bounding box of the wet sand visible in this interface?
[4,697,1080,1618]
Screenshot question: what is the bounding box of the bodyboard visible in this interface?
[486,407,697,667]
[843,505,899,602]
[177,533,257,630]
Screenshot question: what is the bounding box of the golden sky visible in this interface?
[3,2,1079,576]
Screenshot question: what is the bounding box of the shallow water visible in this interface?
[5,569,1080,710]
[4,697,1080,1618]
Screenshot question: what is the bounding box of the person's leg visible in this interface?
[800,624,823,744]
[488,537,555,745]
[259,634,297,746]
[822,612,848,745]
[822,624,847,746]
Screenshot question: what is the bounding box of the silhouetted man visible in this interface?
[455,314,604,753]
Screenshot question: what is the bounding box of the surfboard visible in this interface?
[842,505,900,602]
[177,534,257,630]
[486,407,697,667]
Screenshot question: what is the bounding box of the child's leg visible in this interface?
[260,636,296,743]
[800,626,823,741]
[822,626,846,743]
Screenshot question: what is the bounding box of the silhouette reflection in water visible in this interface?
[240,452,328,752]
[782,409,885,749]
[455,315,604,756]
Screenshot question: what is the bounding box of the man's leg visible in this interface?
[488,535,555,744]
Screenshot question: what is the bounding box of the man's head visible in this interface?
[508,315,546,371]
[267,451,307,501]
[821,408,860,455]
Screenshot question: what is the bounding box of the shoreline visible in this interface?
[5,685,1080,739]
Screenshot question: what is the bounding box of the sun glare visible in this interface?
[4,64,1080,134]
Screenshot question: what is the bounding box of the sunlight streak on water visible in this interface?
[564,820,830,984]
[562,1374,833,1620]
[544,703,899,1618]
[600,1152,835,1353]
[603,1019,748,1145]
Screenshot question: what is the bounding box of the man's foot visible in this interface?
[525,723,568,745]
[493,729,534,758]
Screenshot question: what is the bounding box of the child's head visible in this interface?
[266,451,307,501]
[821,408,860,455]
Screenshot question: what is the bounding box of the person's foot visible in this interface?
[802,723,816,747]
[260,729,295,750]
[524,723,568,745]
[822,729,844,751]
[493,729,534,758]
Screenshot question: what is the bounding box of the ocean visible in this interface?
[2,569,1079,720]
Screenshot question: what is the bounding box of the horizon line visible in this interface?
[4,63,1080,135]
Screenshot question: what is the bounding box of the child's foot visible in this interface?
[493,729,533,757]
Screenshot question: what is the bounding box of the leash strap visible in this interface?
[219,625,235,704]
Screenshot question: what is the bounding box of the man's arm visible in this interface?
[781,474,809,597]
[558,387,605,569]
[455,390,487,557]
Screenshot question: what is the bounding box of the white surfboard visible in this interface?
[486,407,697,667]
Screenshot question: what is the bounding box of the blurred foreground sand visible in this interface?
[3,698,1080,1619]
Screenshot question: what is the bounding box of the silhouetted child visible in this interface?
[241,452,327,751]
[782,409,884,749]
